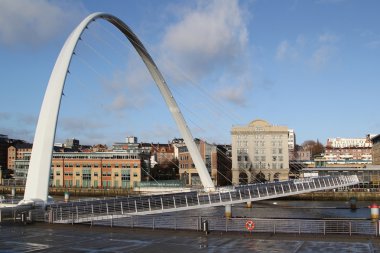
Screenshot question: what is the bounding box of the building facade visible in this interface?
[14,151,145,188]
[0,134,8,173]
[231,119,290,184]
[288,129,296,160]
[324,135,373,164]
[8,142,33,172]
[178,139,232,187]
[372,134,380,165]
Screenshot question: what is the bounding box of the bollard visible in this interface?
[202,220,209,235]
[64,192,70,203]
[369,203,379,220]
[225,204,232,219]
[349,197,357,210]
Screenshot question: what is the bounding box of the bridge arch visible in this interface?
[22,12,214,204]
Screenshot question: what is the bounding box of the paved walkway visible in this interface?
[0,223,379,252]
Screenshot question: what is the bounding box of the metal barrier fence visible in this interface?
[88,216,379,236]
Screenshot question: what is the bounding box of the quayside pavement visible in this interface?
[0,223,380,253]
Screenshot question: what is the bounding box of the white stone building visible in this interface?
[231,119,289,184]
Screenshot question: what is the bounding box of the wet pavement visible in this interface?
[1,223,380,252]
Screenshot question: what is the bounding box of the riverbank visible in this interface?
[283,191,380,201]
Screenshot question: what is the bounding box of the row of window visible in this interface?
[55,171,138,177]
[53,163,139,168]
[57,179,132,188]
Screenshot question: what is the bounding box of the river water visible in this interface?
[169,200,375,219]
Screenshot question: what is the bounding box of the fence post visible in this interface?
[349,221,351,236]
[299,221,301,235]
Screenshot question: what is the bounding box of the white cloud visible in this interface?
[275,35,306,61]
[319,32,338,43]
[276,40,300,61]
[310,45,334,70]
[0,0,84,47]
[160,0,249,81]
[103,55,153,112]
[217,85,247,107]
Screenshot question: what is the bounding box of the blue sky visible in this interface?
[0,0,379,146]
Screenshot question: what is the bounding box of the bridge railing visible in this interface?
[44,175,359,224]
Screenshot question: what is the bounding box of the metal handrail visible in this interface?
[45,175,359,224]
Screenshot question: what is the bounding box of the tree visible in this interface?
[301,140,325,158]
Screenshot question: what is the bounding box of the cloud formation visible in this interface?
[0,0,84,47]
[160,0,249,81]
[275,32,339,70]
[157,0,254,108]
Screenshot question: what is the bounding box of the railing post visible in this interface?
[135,200,138,213]
[271,186,274,195]
[257,188,261,198]
[161,197,164,210]
[281,184,284,194]
[219,192,222,203]
[349,221,351,236]
[106,203,109,215]
[229,191,232,202]
[288,183,292,192]
[76,206,78,221]
[299,221,301,235]
[208,193,212,205]
[185,195,189,207]
[173,196,177,208]
[148,198,151,211]
[239,190,242,200]
[295,183,298,192]
[121,202,124,215]
[248,188,252,199]
[197,194,200,205]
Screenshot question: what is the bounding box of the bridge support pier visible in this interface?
[246,201,252,208]
[225,204,232,219]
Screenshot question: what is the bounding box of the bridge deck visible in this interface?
[45,175,358,224]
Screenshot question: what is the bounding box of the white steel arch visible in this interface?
[21,12,214,205]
